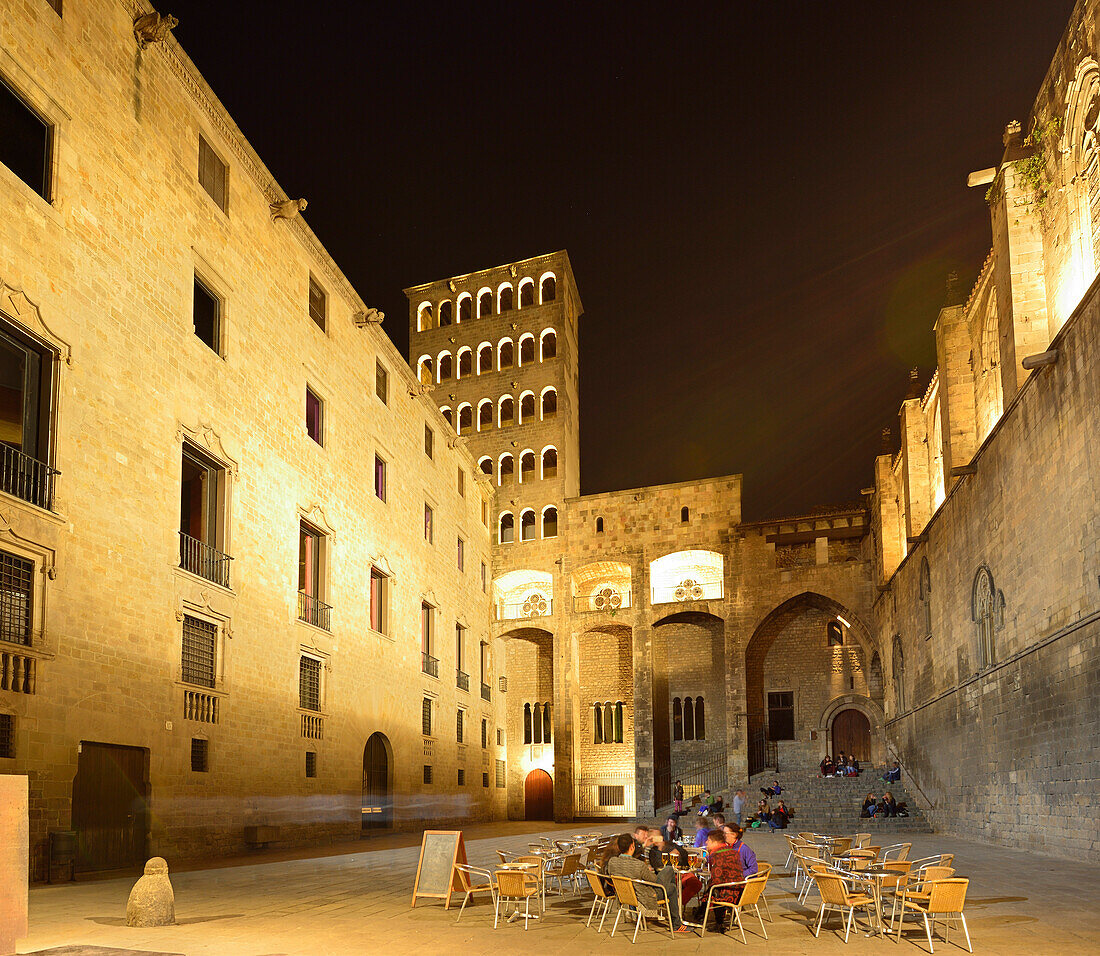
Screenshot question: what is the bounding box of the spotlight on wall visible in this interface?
[836,615,850,628]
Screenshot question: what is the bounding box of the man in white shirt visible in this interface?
[732,789,746,826]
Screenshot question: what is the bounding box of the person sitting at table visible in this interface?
[820,754,835,776]
[861,792,879,817]
[880,791,898,817]
[882,760,902,783]
[710,812,725,828]
[660,815,683,845]
[693,815,711,848]
[650,828,689,868]
[704,829,744,933]
[767,800,791,830]
[607,833,691,934]
[721,824,757,876]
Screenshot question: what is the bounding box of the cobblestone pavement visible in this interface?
[18,824,1100,955]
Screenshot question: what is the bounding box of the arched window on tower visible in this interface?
[543,702,552,742]
[458,293,472,323]
[478,289,493,317]
[827,621,844,646]
[478,456,493,477]
[519,334,535,365]
[520,509,536,541]
[417,356,433,386]
[498,339,514,369]
[893,635,906,712]
[542,506,558,539]
[919,557,932,639]
[532,702,542,744]
[694,698,705,740]
[541,447,557,479]
[441,407,453,428]
[523,702,532,744]
[683,696,695,740]
[437,351,453,381]
[595,516,604,533]
[614,702,624,743]
[417,302,434,331]
[519,278,535,308]
[457,404,472,434]
[498,284,514,312]
[519,450,536,482]
[672,697,683,741]
[499,512,514,544]
[478,343,493,374]
[519,392,536,423]
[457,348,472,378]
[478,400,493,431]
[603,702,614,741]
[540,274,556,303]
[498,453,514,484]
[541,387,557,419]
[593,703,603,744]
[438,300,453,326]
[541,329,557,360]
[499,396,514,428]
[681,506,690,523]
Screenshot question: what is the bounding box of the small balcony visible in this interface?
[179,532,233,588]
[651,580,724,604]
[298,591,332,630]
[0,444,59,511]
[456,668,470,692]
[495,598,552,622]
[573,587,632,613]
[481,682,491,702]
[422,652,439,679]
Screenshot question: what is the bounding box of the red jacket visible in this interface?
[707,844,744,902]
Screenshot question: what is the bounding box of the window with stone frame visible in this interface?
[308,275,327,331]
[375,360,388,404]
[299,655,322,712]
[766,691,794,740]
[198,135,227,212]
[973,567,998,669]
[193,275,221,353]
[0,549,34,646]
[181,615,217,688]
[190,737,209,773]
[306,751,317,778]
[892,635,906,712]
[0,74,52,200]
[495,759,506,787]
[919,557,932,639]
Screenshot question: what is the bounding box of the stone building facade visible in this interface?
[0,0,504,878]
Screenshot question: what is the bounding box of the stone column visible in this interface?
[632,614,656,817]
[552,626,578,822]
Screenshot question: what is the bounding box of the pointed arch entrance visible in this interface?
[362,732,393,831]
[524,769,554,820]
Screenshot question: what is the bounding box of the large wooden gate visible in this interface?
[832,709,871,762]
[71,742,149,872]
[524,769,554,820]
[362,732,392,831]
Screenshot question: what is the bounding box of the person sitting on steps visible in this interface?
[760,779,782,797]
[882,760,902,783]
[767,800,791,830]
[880,791,898,817]
[861,792,879,817]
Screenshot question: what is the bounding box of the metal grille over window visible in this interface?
[0,713,13,758]
[299,656,321,712]
[421,697,432,737]
[181,616,217,688]
[495,759,506,788]
[190,738,209,773]
[0,550,33,645]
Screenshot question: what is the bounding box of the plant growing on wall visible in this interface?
[1015,117,1062,206]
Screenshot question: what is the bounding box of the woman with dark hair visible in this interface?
[820,754,834,776]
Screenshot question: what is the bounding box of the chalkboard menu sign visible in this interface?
[411,830,467,908]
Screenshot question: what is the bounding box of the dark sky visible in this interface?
[168,1,1074,519]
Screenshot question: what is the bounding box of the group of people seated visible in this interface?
[820,752,861,776]
[599,818,760,934]
[860,790,906,817]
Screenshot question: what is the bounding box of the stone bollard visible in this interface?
[125,857,176,927]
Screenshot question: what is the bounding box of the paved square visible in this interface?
[16,824,1100,954]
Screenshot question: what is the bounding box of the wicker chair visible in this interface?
[494,869,541,930]
[851,832,872,848]
[810,870,877,943]
[700,875,769,943]
[880,841,912,863]
[609,874,674,943]
[453,864,496,923]
[894,878,972,953]
[784,835,809,869]
[545,851,583,895]
[891,865,956,929]
[583,868,615,931]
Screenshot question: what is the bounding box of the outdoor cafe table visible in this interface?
[846,863,908,936]
[497,861,546,918]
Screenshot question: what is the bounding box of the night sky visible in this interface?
[167,1,1074,519]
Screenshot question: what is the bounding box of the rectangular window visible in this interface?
[424,503,433,544]
[481,499,489,527]
[495,759,506,788]
[457,536,465,571]
[424,424,434,459]
[481,561,487,594]
[482,771,489,788]
[422,696,432,737]
[0,321,55,511]
[767,691,795,741]
[308,275,327,331]
[0,75,52,200]
[456,709,464,743]
[0,549,34,646]
[370,566,387,634]
[193,276,221,353]
[455,623,465,674]
[421,602,434,659]
[457,468,465,498]
[306,751,317,778]
[179,444,229,587]
[0,713,14,758]
[375,361,388,404]
[598,785,625,807]
[423,764,433,785]
[299,656,322,712]
[374,454,386,502]
[481,718,488,749]
[190,738,209,773]
[198,136,227,212]
[181,615,217,688]
[305,387,323,445]
[457,768,465,787]
[497,728,504,746]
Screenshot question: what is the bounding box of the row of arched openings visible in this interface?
[500,506,558,542]
[441,388,557,434]
[593,701,624,744]
[523,702,552,744]
[480,447,557,486]
[417,274,557,331]
[417,330,557,384]
[672,696,705,741]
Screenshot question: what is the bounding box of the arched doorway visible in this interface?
[832,709,871,762]
[362,732,392,831]
[524,769,553,820]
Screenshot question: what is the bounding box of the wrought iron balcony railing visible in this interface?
[495,598,552,621]
[651,581,724,605]
[573,587,632,613]
[421,652,439,678]
[456,668,469,691]
[298,591,332,630]
[179,532,232,588]
[0,443,58,511]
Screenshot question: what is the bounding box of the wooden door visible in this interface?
[71,742,149,872]
[524,769,553,820]
[362,732,392,830]
[832,709,871,762]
